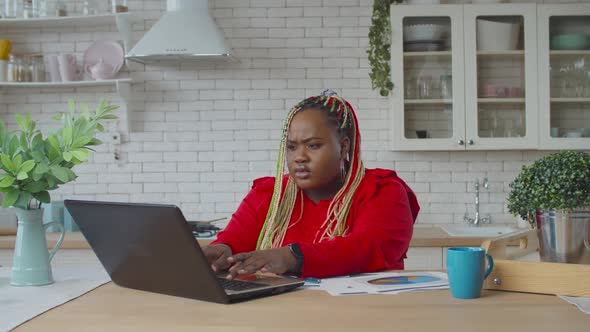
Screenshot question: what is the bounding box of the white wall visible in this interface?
[1,0,588,226]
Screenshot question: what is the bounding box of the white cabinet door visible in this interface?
[538,4,590,150]
[463,4,538,150]
[405,247,443,270]
[390,5,466,151]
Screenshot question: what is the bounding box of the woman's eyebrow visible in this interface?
[287,137,322,144]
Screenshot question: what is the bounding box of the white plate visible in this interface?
[83,40,124,78]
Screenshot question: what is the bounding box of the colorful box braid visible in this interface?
[256,93,366,250]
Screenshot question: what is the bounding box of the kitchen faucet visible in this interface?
[463,177,492,226]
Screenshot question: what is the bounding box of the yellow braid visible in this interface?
[256,95,365,249]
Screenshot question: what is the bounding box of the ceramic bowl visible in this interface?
[403,24,445,42]
[551,33,590,50]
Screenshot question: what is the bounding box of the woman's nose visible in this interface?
[293,147,308,163]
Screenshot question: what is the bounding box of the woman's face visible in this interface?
[286,108,349,202]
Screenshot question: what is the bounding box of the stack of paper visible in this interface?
[303,271,449,296]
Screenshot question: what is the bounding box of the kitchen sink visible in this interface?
[441,225,518,238]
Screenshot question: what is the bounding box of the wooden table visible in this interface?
[15,281,589,331]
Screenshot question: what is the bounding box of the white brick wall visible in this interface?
[1,0,588,225]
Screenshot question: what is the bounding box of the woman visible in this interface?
[203,90,419,279]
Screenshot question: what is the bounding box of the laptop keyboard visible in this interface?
[217,278,265,291]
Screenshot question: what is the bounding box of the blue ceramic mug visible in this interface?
[446,247,494,299]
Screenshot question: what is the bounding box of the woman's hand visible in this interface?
[202,244,233,272]
[225,247,297,279]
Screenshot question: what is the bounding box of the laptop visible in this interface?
[64,200,304,304]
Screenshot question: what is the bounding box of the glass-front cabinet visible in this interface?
[463,4,538,150]
[391,5,465,150]
[390,4,538,151]
[538,4,590,150]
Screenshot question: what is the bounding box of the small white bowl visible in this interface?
[403,24,445,42]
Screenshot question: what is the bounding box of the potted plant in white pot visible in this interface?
[0,100,117,286]
[507,150,590,264]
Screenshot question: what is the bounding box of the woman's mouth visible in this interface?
[293,167,311,179]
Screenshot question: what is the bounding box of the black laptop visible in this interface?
[64,200,304,304]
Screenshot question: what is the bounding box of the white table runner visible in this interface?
[0,266,110,331]
[559,295,590,315]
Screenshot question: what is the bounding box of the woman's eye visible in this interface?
[287,145,296,151]
[308,144,320,150]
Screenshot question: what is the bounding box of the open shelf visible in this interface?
[403,51,452,58]
[0,13,131,28]
[549,50,590,57]
[0,78,132,133]
[404,99,453,104]
[0,78,131,88]
[477,98,526,103]
[476,50,525,57]
[550,97,590,103]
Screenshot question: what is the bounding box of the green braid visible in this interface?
[256,94,365,249]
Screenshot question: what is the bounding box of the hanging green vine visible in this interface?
[367,0,401,97]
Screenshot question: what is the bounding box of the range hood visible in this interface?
[125,0,233,64]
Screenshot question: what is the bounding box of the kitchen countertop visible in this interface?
[0,225,500,249]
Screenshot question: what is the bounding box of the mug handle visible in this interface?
[43,221,66,262]
[584,222,590,251]
[484,254,494,279]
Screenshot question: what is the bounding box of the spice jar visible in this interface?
[55,0,66,16]
[111,0,128,13]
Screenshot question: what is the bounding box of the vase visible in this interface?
[11,208,65,286]
[535,208,590,265]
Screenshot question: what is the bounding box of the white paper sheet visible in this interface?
[559,295,590,315]
[0,266,110,331]
[313,272,449,296]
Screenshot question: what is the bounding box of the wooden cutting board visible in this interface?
[482,230,590,296]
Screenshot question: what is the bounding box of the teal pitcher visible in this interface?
[11,208,65,286]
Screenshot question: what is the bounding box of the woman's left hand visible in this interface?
[225,247,296,279]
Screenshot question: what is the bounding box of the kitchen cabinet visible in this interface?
[390,4,539,151]
[0,13,133,133]
[538,4,590,150]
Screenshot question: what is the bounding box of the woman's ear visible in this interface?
[340,137,350,161]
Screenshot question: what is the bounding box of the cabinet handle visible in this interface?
[468,139,474,145]
[458,140,465,145]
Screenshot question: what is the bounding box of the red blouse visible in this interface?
[211,168,419,278]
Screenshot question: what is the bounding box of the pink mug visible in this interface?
[57,54,79,82]
[481,84,496,97]
[509,87,523,97]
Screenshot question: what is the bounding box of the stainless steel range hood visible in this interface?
[125,0,233,64]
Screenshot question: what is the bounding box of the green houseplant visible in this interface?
[507,150,590,264]
[1,99,117,286]
[368,0,402,97]
[507,150,590,226]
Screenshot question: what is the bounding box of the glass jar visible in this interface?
[440,74,453,99]
[31,55,45,82]
[22,0,34,18]
[55,0,66,16]
[4,0,19,18]
[111,0,127,13]
[417,76,433,99]
[35,0,47,17]
[6,54,17,82]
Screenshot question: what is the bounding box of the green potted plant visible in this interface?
[507,150,590,264]
[0,100,118,286]
[368,0,403,97]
